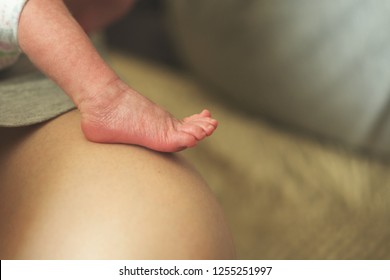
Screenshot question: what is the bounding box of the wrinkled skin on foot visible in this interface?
[80,79,218,152]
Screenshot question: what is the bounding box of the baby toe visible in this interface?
[200,109,212,118]
[180,123,207,141]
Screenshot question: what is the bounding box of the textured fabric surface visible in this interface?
[0,55,75,127]
[166,0,390,157]
[109,52,390,259]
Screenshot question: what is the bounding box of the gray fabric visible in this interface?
[166,0,390,157]
[0,55,75,127]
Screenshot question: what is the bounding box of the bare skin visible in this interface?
[18,0,218,152]
[0,111,235,259]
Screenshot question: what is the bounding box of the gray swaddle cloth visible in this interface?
[0,55,75,127]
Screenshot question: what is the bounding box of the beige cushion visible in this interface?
[166,0,390,157]
[110,51,390,259]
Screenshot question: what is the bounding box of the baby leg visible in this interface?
[18,0,217,152]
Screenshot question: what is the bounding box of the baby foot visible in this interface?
[79,79,218,152]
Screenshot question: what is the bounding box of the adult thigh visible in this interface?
[0,110,235,259]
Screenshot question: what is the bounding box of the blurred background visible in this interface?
[103,0,390,259]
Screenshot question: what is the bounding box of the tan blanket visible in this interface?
[110,51,390,259]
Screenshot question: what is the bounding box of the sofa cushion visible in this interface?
[166,0,390,157]
[109,51,390,259]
